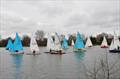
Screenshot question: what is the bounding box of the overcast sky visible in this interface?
[0,0,120,38]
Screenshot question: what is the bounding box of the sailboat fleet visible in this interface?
[5,31,120,55]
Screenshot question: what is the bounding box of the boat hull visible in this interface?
[50,52,65,55]
[85,46,92,48]
[26,53,41,55]
[101,45,108,48]
[6,48,9,50]
[45,50,65,55]
[109,50,120,53]
[26,50,41,55]
[10,51,24,55]
[73,49,86,52]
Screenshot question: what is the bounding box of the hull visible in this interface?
[50,51,65,55]
[10,51,24,55]
[73,48,86,52]
[6,48,9,50]
[26,51,40,55]
[109,50,120,53]
[85,46,92,48]
[26,53,41,55]
[45,50,65,55]
[88,46,92,47]
[101,45,108,48]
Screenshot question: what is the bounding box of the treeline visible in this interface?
[67,34,113,46]
[0,32,120,47]
[0,35,47,47]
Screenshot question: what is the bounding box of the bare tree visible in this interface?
[84,51,120,79]
[35,30,45,41]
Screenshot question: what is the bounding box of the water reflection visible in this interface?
[46,54,62,79]
[28,56,40,79]
[74,51,85,60]
[11,55,23,79]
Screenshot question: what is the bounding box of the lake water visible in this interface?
[0,46,120,79]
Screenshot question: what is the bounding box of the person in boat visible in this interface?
[118,46,120,50]
[33,50,36,55]
[16,50,18,52]
[50,49,52,52]
[56,50,62,53]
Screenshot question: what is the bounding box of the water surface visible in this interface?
[0,46,120,79]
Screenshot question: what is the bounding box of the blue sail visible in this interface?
[13,33,23,51]
[74,32,85,49]
[61,37,68,49]
[6,39,11,49]
[6,38,15,52]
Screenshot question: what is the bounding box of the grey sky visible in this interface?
[0,0,120,38]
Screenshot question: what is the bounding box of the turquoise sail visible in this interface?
[6,38,15,52]
[61,37,68,49]
[13,33,23,52]
[74,32,85,49]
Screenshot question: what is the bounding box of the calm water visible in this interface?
[0,46,120,79]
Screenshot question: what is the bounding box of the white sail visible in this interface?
[47,34,55,50]
[30,36,39,52]
[71,40,74,46]
[101,36,108,47]
[54,32,62,50]
[109,33,120,50]
[85,37,92,47]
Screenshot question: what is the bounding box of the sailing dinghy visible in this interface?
[26,35,40,55]
[11,33,24,55]
[101,36,108,48]
[85,37,93,48]
[73,32,86,52]
[46,32,65,54]
[109,32,120,53]
[44,33,56,53]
